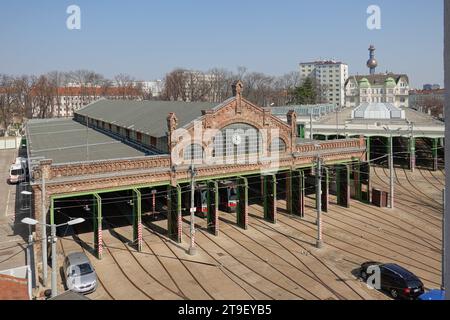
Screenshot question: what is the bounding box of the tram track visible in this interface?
[374,166,440,214]
[219,215,367,300]
[139,221,216,300]
[101,221,187,300]
[270,210,442,289]
[59,236,115,300]
[189,220,309,300]
[214,216,347,300]
[93,226,155,300]
[314,199,442,263]
[334,199,441,253]
[427,169,446,187]
[255,203,442,287]
[399,167,443,208]
[418,169,443,193]
[177,226,270,300]
[374,167,442,225]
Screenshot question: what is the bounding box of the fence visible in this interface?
[0,136,22,150]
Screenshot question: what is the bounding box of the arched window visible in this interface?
[271,138,287,153]
[213,123,262,161]
[184,144,203,161]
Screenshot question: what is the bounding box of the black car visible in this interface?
[360,262,425,300]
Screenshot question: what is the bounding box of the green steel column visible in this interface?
[360,162,371,203]
[291,170,305,218]
[353,160,362,201]
[286,171,293,215]
[366,137,371,163]
[132,189,142,252]
[321,167,329,213]
[93,194,103,259]
[237,177,249,230]
[207,181,219,236]
[336,164,350,208]
[50,198,54,225]
[263,174,277,224]
[167,185,182,243]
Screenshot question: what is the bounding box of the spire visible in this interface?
[367,45,378,75]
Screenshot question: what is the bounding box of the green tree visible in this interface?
[290,77,318,105]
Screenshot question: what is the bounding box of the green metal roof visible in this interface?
[26,118,148,164]
[76,99,218,138]
[271,104,338,117]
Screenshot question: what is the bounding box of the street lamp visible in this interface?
[188,165,198,256]
[21,217,85,298]
[314,143,323,249]
[381,126,401,209]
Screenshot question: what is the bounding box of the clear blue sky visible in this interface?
[0,0,444,88]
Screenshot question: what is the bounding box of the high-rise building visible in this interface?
[299,60,348,107]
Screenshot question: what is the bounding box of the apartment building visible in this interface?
[299,60,349,107]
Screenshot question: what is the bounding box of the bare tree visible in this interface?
[114,73,138,100]
[30,75,56,119]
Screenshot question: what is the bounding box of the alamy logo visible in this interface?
[367,5,381,30]
[66,5,81,30]
[366,265,381,290]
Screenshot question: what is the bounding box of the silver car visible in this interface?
[63,252,98,294]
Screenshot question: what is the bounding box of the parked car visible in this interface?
[8,157,26,184]
[360,261,424,300]
[63,252,98,294]
[418,290,445,301]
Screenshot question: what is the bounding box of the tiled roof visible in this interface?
[0,274,29,300]
[75,99,218,138]
[346,73,409,86]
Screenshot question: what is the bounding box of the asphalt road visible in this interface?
[0,148,28,271]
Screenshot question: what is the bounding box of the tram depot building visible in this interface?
[26,81,369,279]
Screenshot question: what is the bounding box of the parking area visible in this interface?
[52,167,443,300]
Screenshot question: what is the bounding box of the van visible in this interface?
[8,157,26,184]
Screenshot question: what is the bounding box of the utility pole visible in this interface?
[316,156,323,249]
[86,117,89,161]
[443,188,446,291]
[22,218,85,299]
[41,174,48,287]
[188,165,197,256]
[336,107,339,139]
[51,224,57,298]
[389,132,394,209]
[381,126,398,209]
[410,122,415,173]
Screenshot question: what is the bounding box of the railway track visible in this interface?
[59,236,115,300]
[101,221,187,300]
[374,167,442,225]
[213,216,340,300]
[312,201,442,266]
[334,198,441,253]
[427,169,445,187]
[176,226,270,300]
[219,215,364,300]
[269,211,442,289]
[398,167,443,208]
[94,227,155,300]
[189,220,309,300]
[253,201,442,288]
[139,221,216,300]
